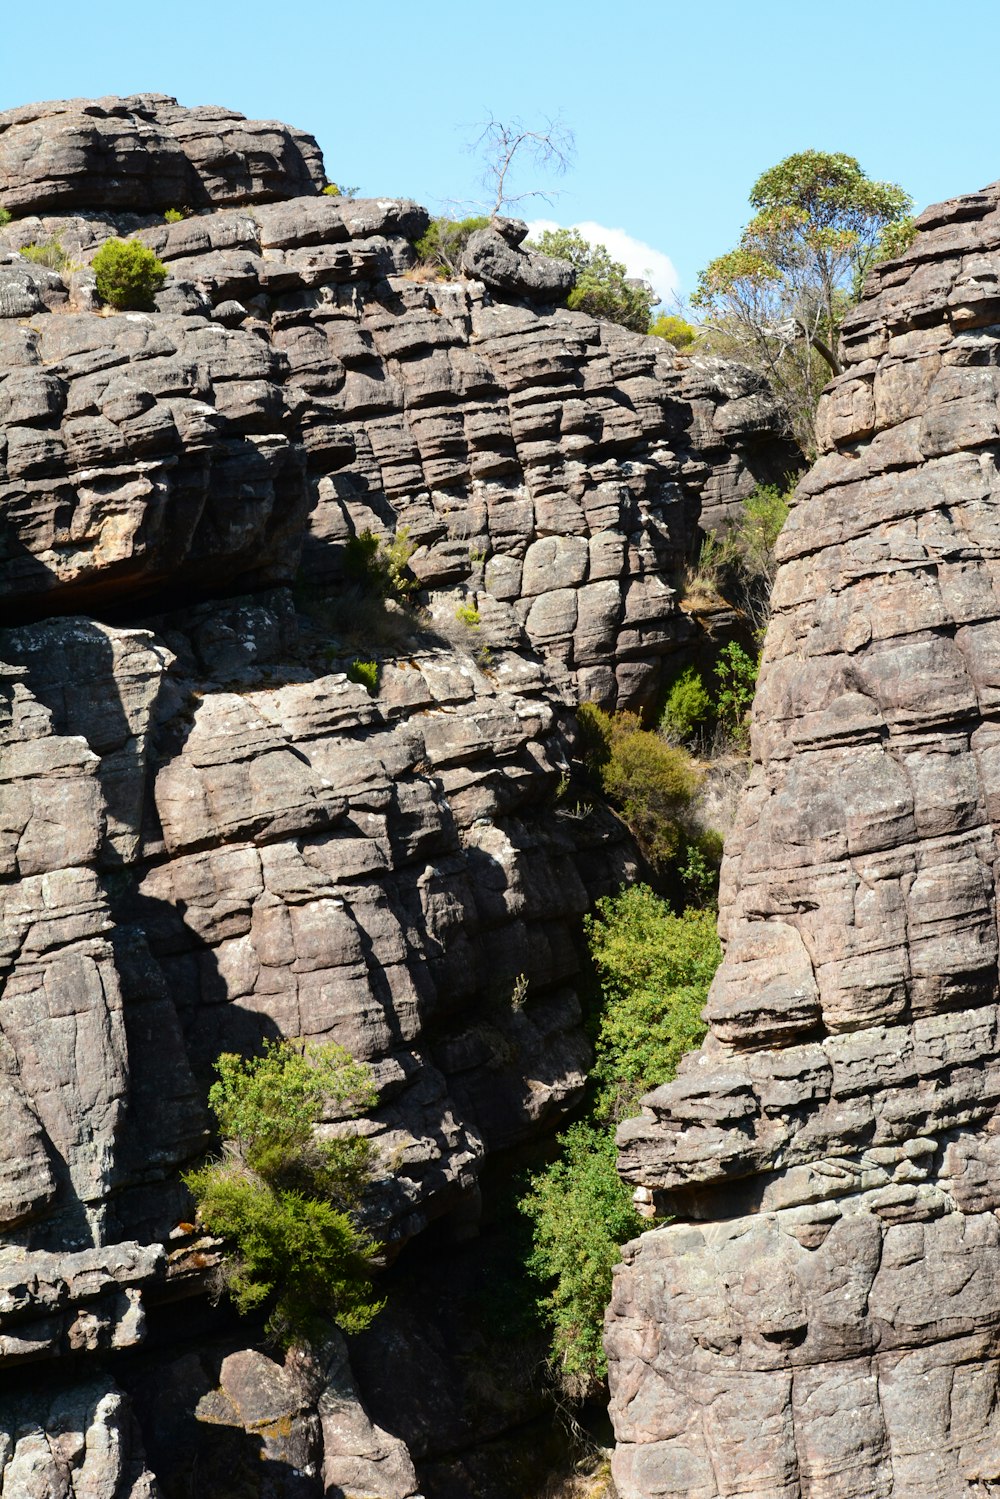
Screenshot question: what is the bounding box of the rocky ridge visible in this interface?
[0,96,796,1496]
[606,180,1000,1496]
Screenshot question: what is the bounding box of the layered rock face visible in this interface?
[0,98,795,1495]
[607,185,1000,1496]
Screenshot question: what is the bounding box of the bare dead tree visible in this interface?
[470,115,576,218]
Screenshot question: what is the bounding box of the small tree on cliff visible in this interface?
[471,115,576,217]
[529,227,657,333]
[692,151,914,453]
[184,1040,384,1346]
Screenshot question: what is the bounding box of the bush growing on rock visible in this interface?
[21,238,72,271]
[414,216,491,277]
[344,525,419,601]
[184,1039,384,1346]
[521,884,720,1395]
[586,886,719,1121]
[92,238,167,310]
[521,1123,640,1398]
[528,227,656,332]
[577,703,703,871]
[648,311,697,348]
[714,641,758,748]
[347,657,379,693]
[660,666,713,745]
[683,481,792,639]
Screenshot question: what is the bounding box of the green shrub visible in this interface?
[454,602,481,629]
[163,208,185,223]
[686,482,793,637]
[715,641,758,748]
[414,216,491,277]
[586,886,718,1120]
[648,312,697,348]
[679,829,725,907]
[575,702,704,872]
[0,207,11,228]
[528,227,656,333]
[344,525,419,601]
[21,238,72,271]
[521,884,721,1395]
[347,658,379,693]
[184,1040,383,1346]
[92,238,167,310]
[601,728,701,870]
[322,184,341,197]
[660,667,713,744]
[520,1124,640,1398]
[575,700,616,775]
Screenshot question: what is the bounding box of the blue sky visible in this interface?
[4,1,996,306]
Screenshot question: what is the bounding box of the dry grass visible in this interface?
[536,1456,616,1499]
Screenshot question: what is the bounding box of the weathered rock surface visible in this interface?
[0,95,796,1496]
[0,194,795,703]
[0,94,325,214]
[607,180,1000,1495]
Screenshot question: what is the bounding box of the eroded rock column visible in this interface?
[607,181,1000,1498]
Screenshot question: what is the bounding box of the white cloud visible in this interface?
[526,218,680,306]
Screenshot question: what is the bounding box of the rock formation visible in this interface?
[606,183,1000,1496]
[0,96,795,1495]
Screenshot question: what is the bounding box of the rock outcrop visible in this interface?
[607,183,1000,1496]
[0,95,796,1496]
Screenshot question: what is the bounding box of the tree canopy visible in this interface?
[692,150,914,452]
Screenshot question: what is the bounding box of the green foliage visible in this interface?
[184,1040,383,1346]
[520,1124,640,1396]
[0,207,11,228]
[575,700,615,774]
[163,208,185,223]
[576,702,714,874]
[877,214,918,264]
[529,227,656,332]
[578,705,702,871]
[92,238,167,310]
[603,731,701,869]
[343,525,419,601]
[679,830,725,908]
[414,216,491,276]
[693,151,913,453]
[660,667,712,744]
[182,1170,383,1340]
[521,885,721,1395]
[648,312,697,348]
[714,641,758,747]
[21,238,72,271]
[347,658,379,693]
[454,602,481,629]
[738,482,790,579]
[586,886,719,1119]
[685,481,793,638]
[322,182,358,199]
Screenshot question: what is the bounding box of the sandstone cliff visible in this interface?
[607,182,1000,1496]
[0,96,795,1495]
